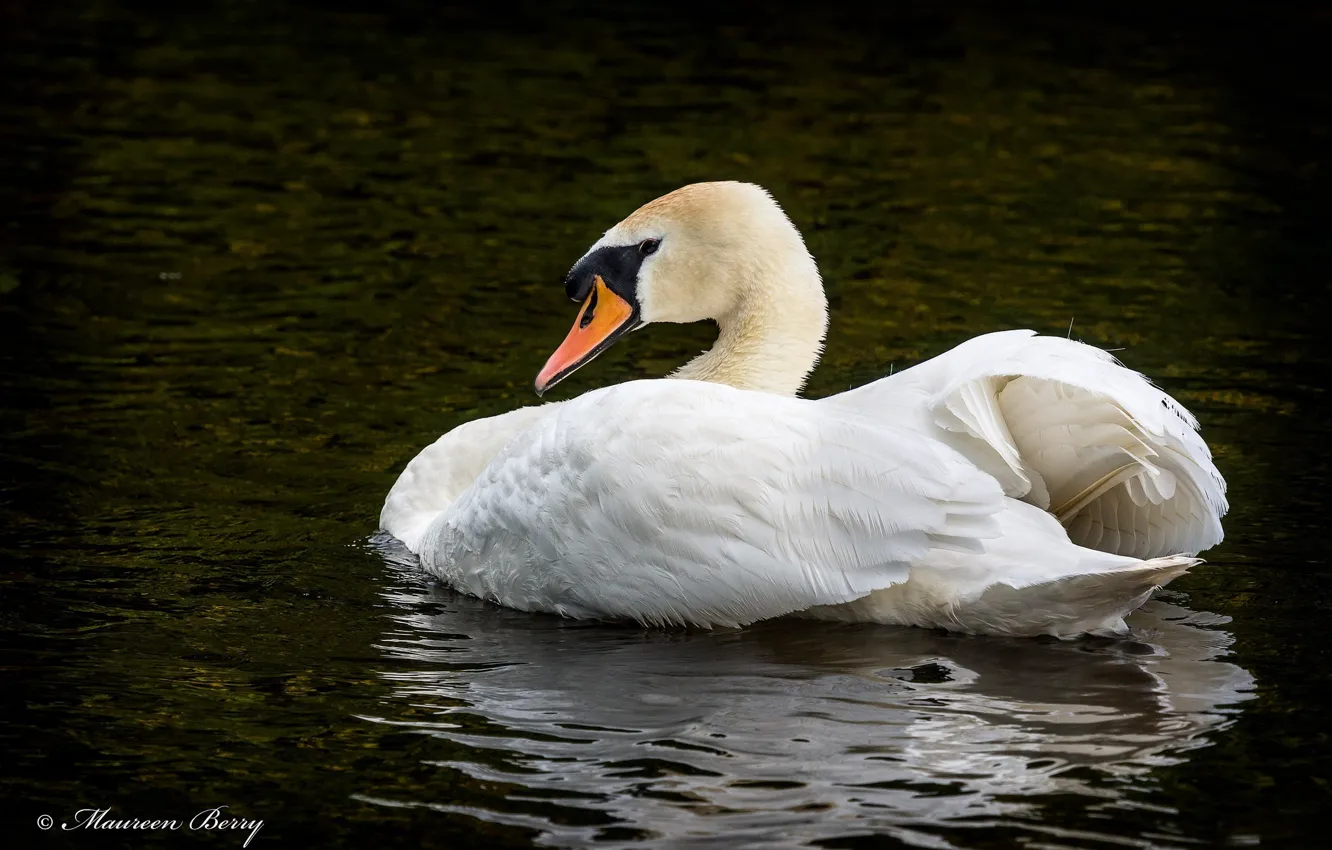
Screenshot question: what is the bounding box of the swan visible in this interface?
[381,182,1227,637]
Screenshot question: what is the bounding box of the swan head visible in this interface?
[535,181,826,395]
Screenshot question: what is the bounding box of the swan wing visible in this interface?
[418,380,1004,628]
[831,330,1227,558]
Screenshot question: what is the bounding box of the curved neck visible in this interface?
[669,259,828,396]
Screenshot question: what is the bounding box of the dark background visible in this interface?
[3,1,1330,847]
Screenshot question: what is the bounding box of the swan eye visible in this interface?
[638,239,660,256]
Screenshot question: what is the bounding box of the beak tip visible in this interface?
[534,276,635,401]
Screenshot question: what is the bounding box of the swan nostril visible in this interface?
[578,287,599,329]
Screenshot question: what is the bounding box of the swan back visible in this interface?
[418,380,1005,628]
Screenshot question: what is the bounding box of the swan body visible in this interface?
[381,182,1226,637]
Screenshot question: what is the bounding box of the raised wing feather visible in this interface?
[831,330,1227,558]
[418,380,1005,628]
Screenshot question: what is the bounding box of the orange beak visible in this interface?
[535,274,640,395]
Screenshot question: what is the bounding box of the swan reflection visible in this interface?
[360,543,1252,847]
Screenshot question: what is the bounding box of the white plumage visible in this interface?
[380,182,1227,638]
[831,329,1227,559]
[418,381,1004,629]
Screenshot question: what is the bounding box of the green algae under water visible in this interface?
[3,1,1331,847]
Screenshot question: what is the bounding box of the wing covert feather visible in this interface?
[831,330,1227,558]
[420,380,1004,628]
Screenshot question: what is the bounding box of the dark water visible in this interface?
[3,1,1330,847]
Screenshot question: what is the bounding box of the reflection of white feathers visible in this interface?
[359,542,1254,848]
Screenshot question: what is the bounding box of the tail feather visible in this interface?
[958,555,1199,637]
[798,498,1201,638]
[799,554,1198,638]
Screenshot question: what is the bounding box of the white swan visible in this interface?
[381,182,1227,637]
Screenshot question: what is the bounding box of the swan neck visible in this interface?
[670,265,828,396]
